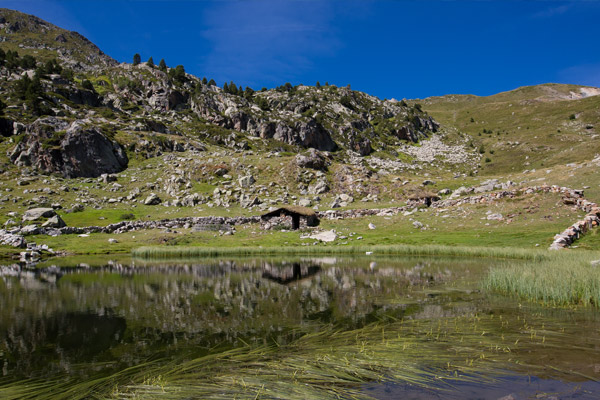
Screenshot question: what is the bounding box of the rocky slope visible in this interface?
[0,8,446,181]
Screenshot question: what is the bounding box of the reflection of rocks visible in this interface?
[0,258,466,378]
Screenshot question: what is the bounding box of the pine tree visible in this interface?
[158,58,167,72]
[169,65,186,83]
[208,79,216,86]
[229,81,238,95]
[223,82,229,93]
[316,81,321,88]
[202,77,208,85]
[0,98,6,116]
[146,57,154,67]
[244,86,255,100]
[133,53,141,66]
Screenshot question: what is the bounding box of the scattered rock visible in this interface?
[23,207,56,221]
[41,215,66,228]
[486,213,503,221]
[20,224,40,235]
[298,198,312,207]
[368,223,376,229]
[295,148,328,171]
[308,180,329,195]
[144,193,162,205]
[413,221,424,229]
[309,230,337,242]
[238,175,256,188]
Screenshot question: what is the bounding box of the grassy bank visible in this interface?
[132,243,551,261]
[485,251,600,307]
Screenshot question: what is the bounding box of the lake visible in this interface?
[1,256,599,399]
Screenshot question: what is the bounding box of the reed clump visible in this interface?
[485,251,600,307]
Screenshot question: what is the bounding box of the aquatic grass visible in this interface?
[3,312,583,400]
[132,243,551,261]
[485,251,600,307]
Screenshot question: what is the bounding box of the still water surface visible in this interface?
[0,256,599,399]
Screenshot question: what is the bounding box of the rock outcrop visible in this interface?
[10,118,128,178]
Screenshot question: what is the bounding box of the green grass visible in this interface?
[422,83,600,175]
[132,243,551,260]
[485,251,600,307]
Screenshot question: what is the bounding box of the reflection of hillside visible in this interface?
[0,258,472,379]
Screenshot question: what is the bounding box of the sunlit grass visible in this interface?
[132,243,551,261]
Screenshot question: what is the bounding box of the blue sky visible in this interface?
[3,0,600,99]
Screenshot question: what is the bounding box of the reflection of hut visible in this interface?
[261,206,319,230]
[408,191,440,207]
[262,262,321,285]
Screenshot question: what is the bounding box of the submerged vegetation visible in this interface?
[2,312,596,400]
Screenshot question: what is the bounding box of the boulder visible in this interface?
[270,119,337,151]
[144,193,162,205]
[20,225,40,235]
[0,230,26,248]
[23,207,56,221]
[42,215,66,228]
[309,230,337,242]
[308,180,329,195]
[295,149,328,171]
[298,198,312,207]
[10,118,128,178]
[239,175,256,188]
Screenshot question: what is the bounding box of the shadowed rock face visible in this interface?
[10,117,128,178]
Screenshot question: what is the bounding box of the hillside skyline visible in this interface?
[2,0,600,101]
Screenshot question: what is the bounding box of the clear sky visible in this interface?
[3,0,600,99]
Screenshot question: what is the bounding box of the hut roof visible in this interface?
[261,205,317,218]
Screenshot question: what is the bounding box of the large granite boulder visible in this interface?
[10,118,128,178]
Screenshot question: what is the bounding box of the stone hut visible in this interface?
[260,206,319,230]
[407,191,440,207]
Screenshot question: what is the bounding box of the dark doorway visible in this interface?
[292,214,300,230]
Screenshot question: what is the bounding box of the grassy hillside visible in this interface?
[421,83,600,174]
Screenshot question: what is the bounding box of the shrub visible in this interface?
[120,213,136,220]
[569,114,576,120]
[81,79,94,91]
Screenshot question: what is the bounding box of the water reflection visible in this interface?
[1,256,600,399]
[0,257,469,379]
